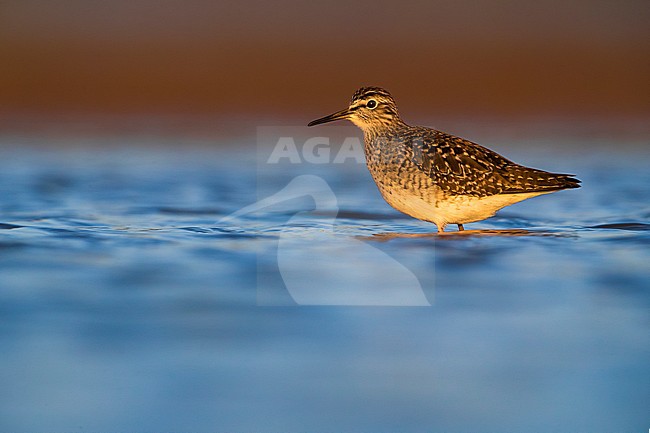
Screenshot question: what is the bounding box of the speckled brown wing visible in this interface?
[409,129,581,197]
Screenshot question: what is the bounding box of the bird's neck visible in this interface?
[362,119,408,142]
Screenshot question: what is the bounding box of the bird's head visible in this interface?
[308,87,403,132]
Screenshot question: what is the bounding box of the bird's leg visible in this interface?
[457,224,465,231]
[437,224,445,234]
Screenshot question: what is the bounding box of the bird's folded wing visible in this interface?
[411,131,580,196]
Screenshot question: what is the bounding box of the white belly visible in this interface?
[378,186,551,229]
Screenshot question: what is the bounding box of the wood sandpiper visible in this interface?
[308,87,581,233]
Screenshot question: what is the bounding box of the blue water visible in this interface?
[0,136,649,433]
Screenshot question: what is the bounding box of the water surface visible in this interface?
[0,136,648,433]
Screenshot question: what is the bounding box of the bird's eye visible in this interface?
[366,100,377,109]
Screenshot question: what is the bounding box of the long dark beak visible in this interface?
[307,108,351,127]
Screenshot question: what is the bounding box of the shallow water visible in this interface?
[0,136,649,432]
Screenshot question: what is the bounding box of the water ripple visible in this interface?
[589,222,650,231]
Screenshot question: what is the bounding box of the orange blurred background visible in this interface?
[1,0,649,136]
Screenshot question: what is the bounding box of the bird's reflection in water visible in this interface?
[365,228,569,241]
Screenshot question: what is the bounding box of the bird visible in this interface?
[308,87,580,233]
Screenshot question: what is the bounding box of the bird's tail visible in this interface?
[502,166,581,193]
